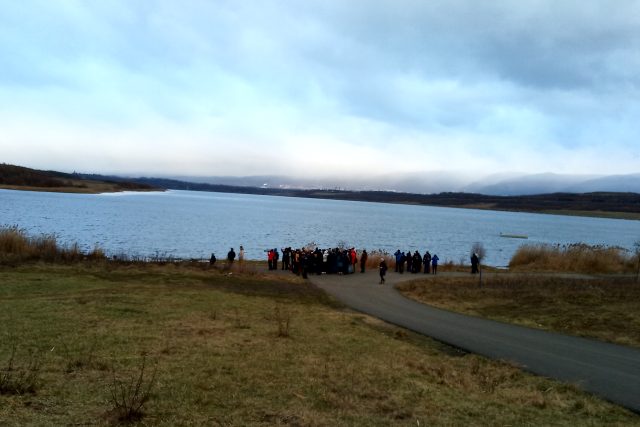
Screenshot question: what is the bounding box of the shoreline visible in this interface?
[3,185,638,221]
[0,184,165,195]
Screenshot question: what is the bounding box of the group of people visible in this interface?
[209,245,245,269]
[277,247,365,278]
[209,246,480,282]
[393,249,439,274]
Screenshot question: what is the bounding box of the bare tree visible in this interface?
[471,242,486,262]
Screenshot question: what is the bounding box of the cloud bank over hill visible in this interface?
[1,1,639,180]
[159,172,640,196]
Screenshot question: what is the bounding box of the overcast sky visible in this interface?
[1,1,639,180]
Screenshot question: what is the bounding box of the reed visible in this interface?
[361,249,395,270]
[0,226,102,264]
[509,243,635,273]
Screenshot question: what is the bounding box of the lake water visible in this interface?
[1,189,639,266]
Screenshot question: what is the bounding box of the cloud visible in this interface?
[0,1,639,179]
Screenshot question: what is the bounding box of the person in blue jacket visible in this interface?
[431,254,439,274]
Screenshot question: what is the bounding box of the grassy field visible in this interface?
[1,263,638,426]
[397,273,640,348]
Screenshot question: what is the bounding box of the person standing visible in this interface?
[360,249,368,273]
[226,248,236,270]
[406,249,413,273]
[379,258,388,284]
[398,252,406,274]
[413,251,422,273]
[239,245,245,265]
[267,249,274,270]
[471,252,479,274]
[350,248,357,274]
[209,253,216,266]
[273,248,279,271]
[394,250,402,272]
[423,251,431,274]
[431,254,439,275]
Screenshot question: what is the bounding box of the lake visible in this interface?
[1,189,639,266]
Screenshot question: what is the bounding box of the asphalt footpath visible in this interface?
[309,270,640,413]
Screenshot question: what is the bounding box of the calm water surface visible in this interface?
[2,189,639,266]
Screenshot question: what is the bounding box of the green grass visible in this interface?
[0,263,638,426]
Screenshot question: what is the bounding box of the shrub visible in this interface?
[509,243,634,273]
[274,306,292,338]
[0,344,42,395]
[362,249,395,270]
[106,356,157,424]
[0,225,105,264]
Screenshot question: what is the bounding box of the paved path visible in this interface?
[309,270,640,413]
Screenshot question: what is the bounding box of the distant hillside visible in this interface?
[466,172,640,195]
[6,166,639,219]
[128,171,640,195]
[79,174,640,219]
[0,164,158,193]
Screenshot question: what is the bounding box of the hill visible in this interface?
[4,165,639,219]
[97,175,640,220]
[0,164,158,193]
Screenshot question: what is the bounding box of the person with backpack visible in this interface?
[423,251,431,274]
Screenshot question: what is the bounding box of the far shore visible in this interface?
[0,184,165,195]
[3,183,639,220]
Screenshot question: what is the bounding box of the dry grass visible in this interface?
[398,274,640,347]
[1,263,637,425]
[0,226,105,264]
[362,250,395,270]
[509,243,637,274]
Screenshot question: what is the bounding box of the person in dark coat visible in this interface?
[379,258,388,284]
[282,247,290,270]
[471,252,479,274]
[360,249,368,273]
[301,251,309,279]
[209,253,216,266]
[423,251,431,274]
[413,251,422,273]
[406,249,413,273]
[226,248,236,270]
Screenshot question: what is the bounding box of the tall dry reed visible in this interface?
[0,226,103,264]
[509,243,635,273]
